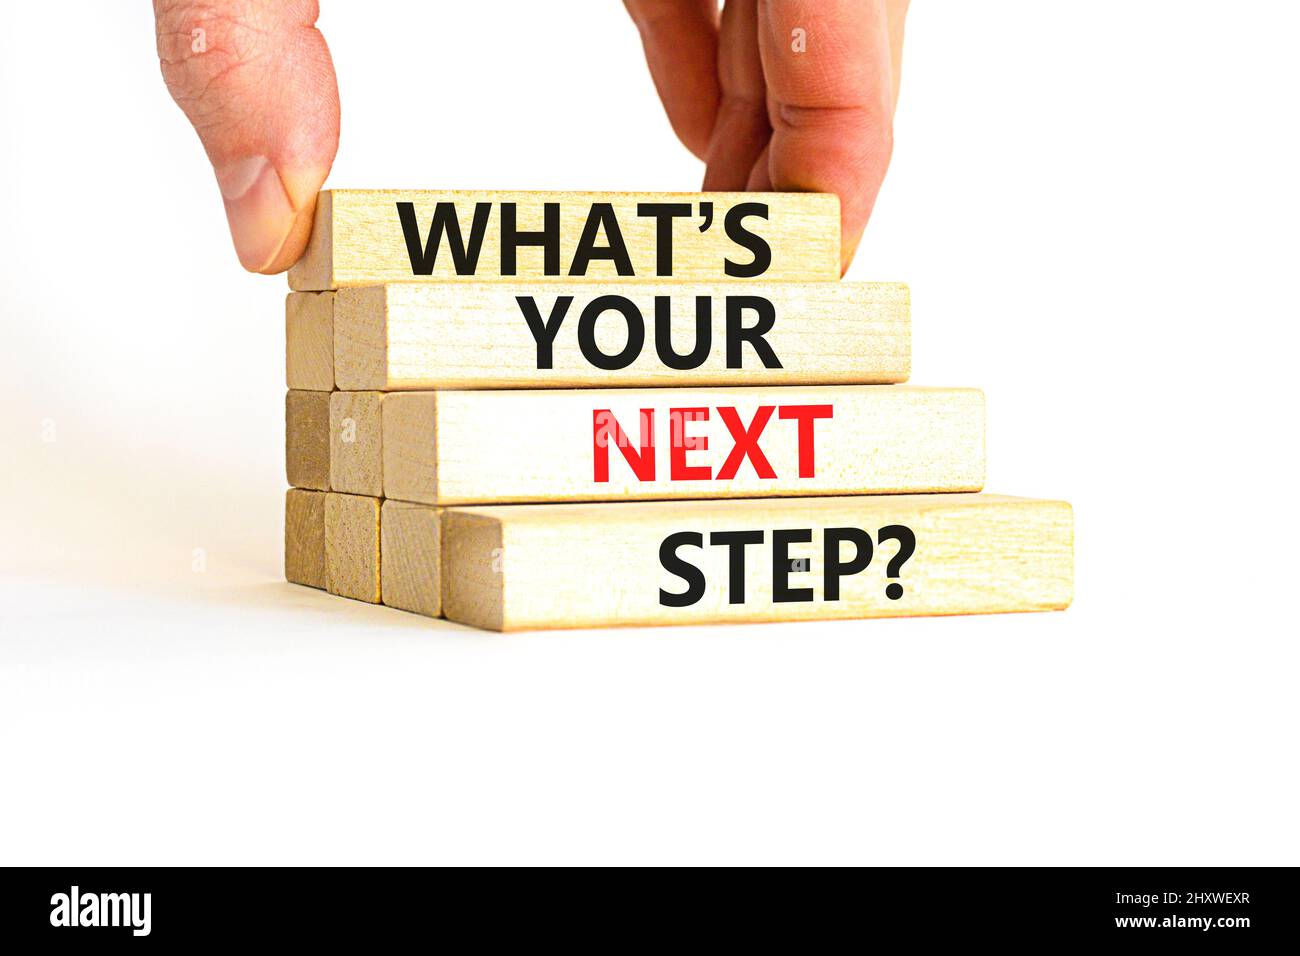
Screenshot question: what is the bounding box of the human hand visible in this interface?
[627,0,908,271]
[154,0,340,274]
[154,1,904,275]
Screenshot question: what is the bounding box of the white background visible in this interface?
[1,2,1296,865]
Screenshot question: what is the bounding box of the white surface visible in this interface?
[1,2,1297,865]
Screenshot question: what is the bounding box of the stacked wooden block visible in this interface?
[285,190,1072,630]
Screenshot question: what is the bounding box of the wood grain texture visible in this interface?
[333,282,909,390]
[285,291,334,390]
[380,500,441,617]
[288,190,840,289]
[325,492,381,603]
[441,494,1074,631]
[285,389,331,490]
[329,391,384,496]
[382,386,985,505]
[284,488,326,589]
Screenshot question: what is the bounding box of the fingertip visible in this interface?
[672,114,715,163]
[840,229,864,275]
[680,126,714,163]
[744,143,773,190]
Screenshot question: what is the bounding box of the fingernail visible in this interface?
[215,156,297,272]
[841,229,862,275]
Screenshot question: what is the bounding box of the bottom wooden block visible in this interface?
[437,494,1073,631]
[284,488,327,589]
[325,492,381,603]
[380,500,441,617]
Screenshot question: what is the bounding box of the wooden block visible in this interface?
[334,282,909,390]
[382,386,984,505]
[285,390,331,490]
[325,493,381,603]
[380,500,441,617]
[288,190,840,289]
[329,391,384,496]
[440,494,1073,631]
[285,292,334,390]
[284,488,326,589]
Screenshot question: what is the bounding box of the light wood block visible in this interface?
[329,391,384,496]
[440,494,1073,631]
[288,190,840,289]
[284,489,326,589]
[325,493,381,603]
[381,500,441,618]
[285,389,331,490]
[334,282,909,390]
[382,386,984,505]
[285,292,334,390]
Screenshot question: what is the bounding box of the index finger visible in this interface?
[757,0,907,269]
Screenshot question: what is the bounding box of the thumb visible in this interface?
[154,0,340,273]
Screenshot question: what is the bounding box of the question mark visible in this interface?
[877,525,916,600]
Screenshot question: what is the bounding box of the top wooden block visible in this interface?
[287,190,840,289]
